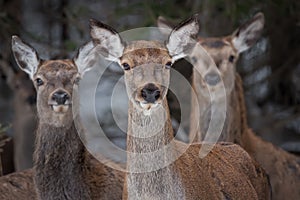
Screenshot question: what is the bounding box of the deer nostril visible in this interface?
[141,89,147,99]
[52,91,69,105]
[154,90,160,100]
[204,73,221,86]
[141,84,160,103]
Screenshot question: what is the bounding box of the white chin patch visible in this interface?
[140,102,158,116]
[143,109,151,116]
[52,105,69,113]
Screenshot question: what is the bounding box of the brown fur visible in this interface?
[0,63,36,171]
[189,37,239,142]
[0,169,36,200]
[123,98,271,199]
[12,75,36,171]
[6,37,125,200]
[89,17,271,199]
[187,23,300,200]
[34,122,124,200]
[119,42,270,200]
[234,74,300,200]
[32,59,124,200]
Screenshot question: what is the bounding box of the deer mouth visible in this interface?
[50,104,71,113]
[139,101,159,116]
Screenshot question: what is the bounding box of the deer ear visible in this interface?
[89,19,124,63]
[157,16,173,36]
[231,12,265,53]
[166,14,199,62]
[73,41,97,76]
[11,35,40,80]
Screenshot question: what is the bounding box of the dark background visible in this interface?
[0,0,299,172]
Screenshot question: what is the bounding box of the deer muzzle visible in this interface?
[48,89,71,113]
[141,83,161,103]
[204,72,221,86]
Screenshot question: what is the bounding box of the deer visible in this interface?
[0,168,36,199]
[90,16,271,200]
[157,13,300,200]
[0,60,36,171]
[2,36,125,200]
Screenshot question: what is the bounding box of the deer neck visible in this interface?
[34,120,90,199]
[224,76,243,143]
[125,98,185,199]
[127,98,173,153]
[217,74,249,144]
[192,73,246,143]
[231,74,250,144]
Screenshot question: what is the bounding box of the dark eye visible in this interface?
[191,56,197,64]
[74,77,81,85]
[165,61,172,69]
[36,78,44,86]
[122,63,130,70]
[228,55,235,63]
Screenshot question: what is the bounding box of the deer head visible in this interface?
[89,15,199,115]
[158,13,265,98]
[11,36,96,127]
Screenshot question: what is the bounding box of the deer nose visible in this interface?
[52,91,69,105]
[141,83,160,103]
[204,73,221,86]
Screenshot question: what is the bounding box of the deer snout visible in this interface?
[141,83,161,103]
[204,72,221,86]
[51,90,70,105]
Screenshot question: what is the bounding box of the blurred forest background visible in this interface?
[0,0,299,173]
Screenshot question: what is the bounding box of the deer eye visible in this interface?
[122,63,130,70]
[228,55,235,63]
[74,77,81,85]
[165,61,172,69]
[36,78,44,86]
[191,56,197,64]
